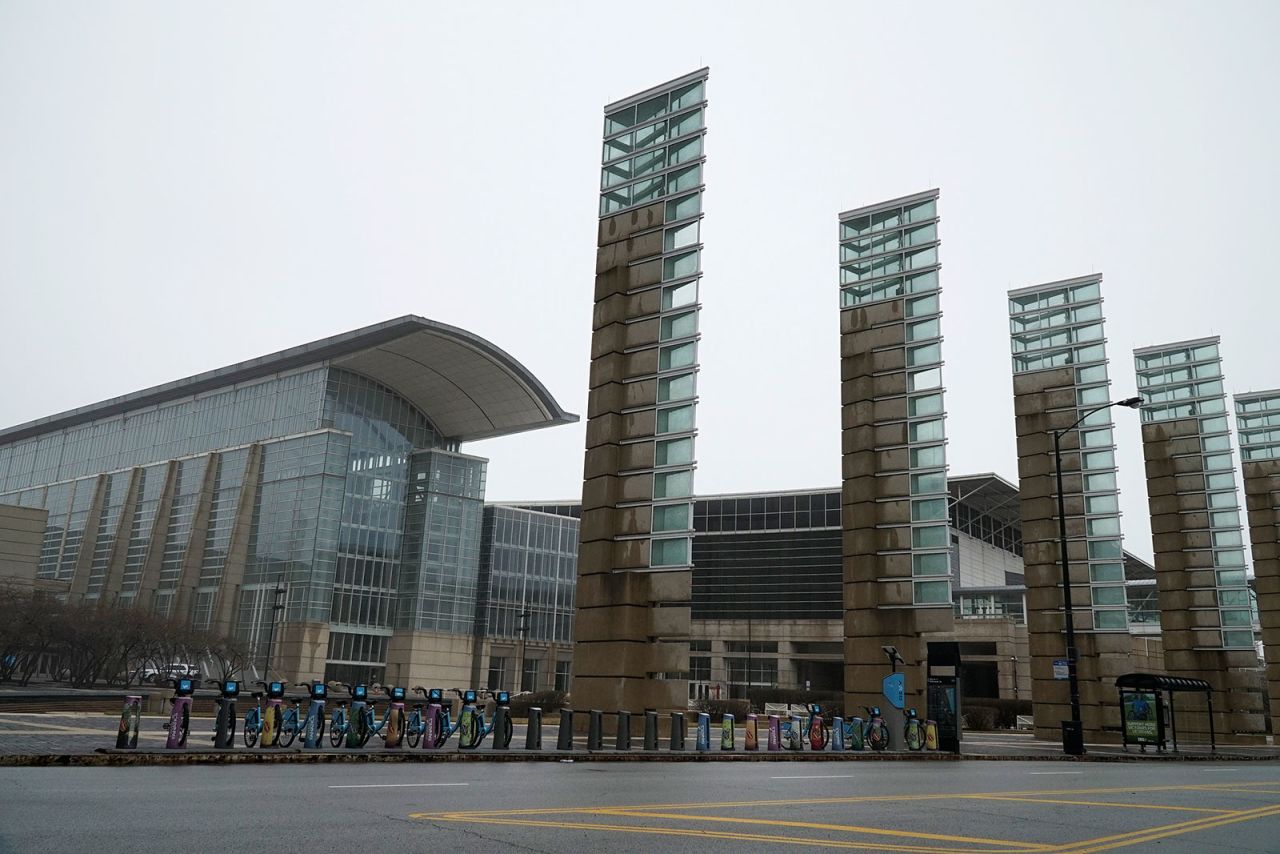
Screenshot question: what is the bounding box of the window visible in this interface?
[911,498,947,522]
[906,270,938,293]
[554,660,571,693]
[656,405,694,434]
[1081,450,1115,470]
[653,503,690,532]
[908,394,943,417]
[663,250,699,281]
[906,294,938,317]
[914,580,950,604]
[1093,609,1128,630]
[1083,472,1116,492]
[909,419,944,443]
[1090,563,1124,582]
[1091,586,1126,606]
[666,193,700,221]
[906,318,939,342]
[665,221,699,252]
[910,472,946,495]
[651,536,689,566]
[654,469,692,499]
[660,311,697,341]
[907,342,941,367]
[910,445,944,468]
[912,525,948,548]
[666,164,701,194]
[659,342,696,371]
[912,553,950,576]
[656,437,693,466]
[908,368,942,391]
[487,656,507,691]
[657,373,695,403]
[668,136,702,165]
[662,281,697,311]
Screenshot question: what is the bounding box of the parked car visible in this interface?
[138,663,200,685]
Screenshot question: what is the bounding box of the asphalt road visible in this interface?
[2,760,1278,853]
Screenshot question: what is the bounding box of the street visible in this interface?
[1,760,1278,853]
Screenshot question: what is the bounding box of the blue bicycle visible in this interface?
[405,686,432,748]
[278,681,327,748]
[462,690,513,750]
[361,685,408,742]
[329,683,371,747]
[432,688,478,748]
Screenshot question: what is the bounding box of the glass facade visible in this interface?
[1136,338,1251,648]
[839,190,950,606]
[600,70,708,572]
[1009,276,1129,631]
[477,506,578,644]
[1236,390,1280,462]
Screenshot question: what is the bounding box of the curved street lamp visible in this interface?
[1054,395,1141,755]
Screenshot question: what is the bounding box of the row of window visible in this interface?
[602,135,703,185]
[1134,342,1221,371]
[840,198,936,239]
[839,273,939,308]
[1012,342,1107,374]
[1009,300,1102,334]
[1011,321,1103,354]
[1136,360,1221,389]
[840,222,936,260]
[600,162,703,216]
[840,246,938,284]
[604,80,705,136]
[1008,281,1101,316]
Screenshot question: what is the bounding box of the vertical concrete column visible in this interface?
[573,69,709,717]
[173,452,221,621]
[100,467,144,603]
[837,190,952,719]
[1235,390,1280,737]
[213,443,264,637]
[68,474,108,601]
[135,460,179,610]
[1008,276,1132,743]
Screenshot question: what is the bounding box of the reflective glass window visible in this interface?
[912,553,950,575]
[906,294,938,317]
[664,221,699,252]
[908,367,942,392]
[659,342,696,371]
[667,136,702,165]
[666,192,700,221]
[652,503,690,532]
[912,525,948,548]
[1091,586,1126,606]
[909,419,944,443]
[908,393,943,417]
[663,249,699,281]
[654,469,692,499]
[911,497,947,522]
[910,471,946,495]
[656,405,694,434]
[657,373,695,403]
[1090,563,1124,582]
[1094,609,1128,630]
[910,445,945,468]
[655,437,693,467]
[914,580,950,604]
[666,164,702,194]
[661,281,697,311]
[907,343,941,367]
[906,318,940,342]
[660,311,697,341]
[650,536,689,566]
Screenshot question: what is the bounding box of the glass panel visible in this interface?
[650,536,689,567]
[1216,569,1246,585]
[1088,539,1122,559]
[1086,516,1120,537]
[604,135,633,162]
[657,373,695,403]
[1220,608,1252,627]
[666,164,702,194]
[910,472,946,495]
[631,177,663,205]
[904,199,936,222]
[909,419,944,443]
[602,162,631,188]
[663,250,700,281]
[659,342,696,371]
[1094,609,1128,630]
[908,367,942,391]
[906,343,941,367]
[633,120,666,150]
[670,81,704,110]
[660,311,697,341]
[654,469,692,499]
[666,193,701,221]
[912,553,950,576]
[1085,494,1118,514]
[661,281,697,311]
[910,445,945,468]
[912,525,948,548]
[635,94,667,124]
[906,294,939,317]
[905,270,938,293]
[911,498,947,522]
[669,108,703,137]
[1081,450,1115,470]
[1222,629,1254,648]
[1090,563,1124,582]
[605,107,635,135]
[1084,472,1117,492]
[913,580,950,604]
[1091,586,1126,606]
[652,503,690,532]
[908,393,943,417]
[655,437,693,467]
[656,405,694,435]
[1219,589,1250,606]
[668,136,702,165]
[632,148,665,178]
[906,318,940,342]
[664,222,699,252]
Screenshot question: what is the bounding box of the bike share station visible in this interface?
[109,667,962,757]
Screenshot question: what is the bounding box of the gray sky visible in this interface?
[2,2,1277,563]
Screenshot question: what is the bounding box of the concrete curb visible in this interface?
[1,749,1276,767]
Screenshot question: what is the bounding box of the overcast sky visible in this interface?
[2,2,1277,563]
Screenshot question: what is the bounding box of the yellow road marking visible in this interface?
[1053,803,1280,853]
[968,795,1232,814]
[587,808,1052,850]
[422,815,1035,853]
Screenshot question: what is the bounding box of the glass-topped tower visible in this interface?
[574,69,709,714]
[1134,338,1263,742]
[1007,275,1132,742]
[837,189,953,722]
[1235,389,1280,737]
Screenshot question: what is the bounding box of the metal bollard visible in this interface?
[525,707,543,750]
[423,702,441,750]
[588,709,604,751]
[696,712,711,752]
[720,713,735,751]
[669,712,686,751]
[492,705,511,750]
[643,709,658,750]
[832,716,845,751]
[556,708,574,751]
[767,714,781,751]
[616,711,631,751]
[115,695,141,749]
[744,713,758,751]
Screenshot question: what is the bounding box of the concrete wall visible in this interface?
[0,503,45,588]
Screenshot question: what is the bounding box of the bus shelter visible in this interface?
[1115,673,1214,753]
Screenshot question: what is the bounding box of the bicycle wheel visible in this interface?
[330,710,345,747]
[406,718,421,748]
[316,715,326,744]
[278,712,298,747]
[244,717,258,748]
[502,714,513,747]
[358,713,372,747]
[178,706,189,748]
[869,721,888,751]
[433,709,449,748]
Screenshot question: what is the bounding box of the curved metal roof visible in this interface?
[1116,673,1212,693]
[0,315,578,445]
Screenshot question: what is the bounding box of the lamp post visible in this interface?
[261,580,286,680]
[516,611,529,692]
[1053,396,1141,755]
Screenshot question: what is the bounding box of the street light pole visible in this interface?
[261,580,286,680]
[1052,396,1141,756]
[516,611,529,692]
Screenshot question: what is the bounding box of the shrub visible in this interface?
[507,690,568,719]
[962,698,1031,729]
[693,698,752,722]
[964,706,997,731]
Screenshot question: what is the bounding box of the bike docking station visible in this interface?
[302,681,327,749]
[261,681,285,748]
[669,711,686,751]
[490,691,513,750]
[164,677,195,749]
[556,707,574,751]
[523,701,542,750]
[421,687,444,751]
[210,679,241,748]
[615,709,631,751]
[383,686,406,749]
[695,711,711,752]
[345,684,369,748]
[115,695,142,749]
[720,713,735,751]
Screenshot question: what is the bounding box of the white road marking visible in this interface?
[770,774,858,780]
[1201,767,1243,772]
[1028,771,1084,775]
[329,782,471,789]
